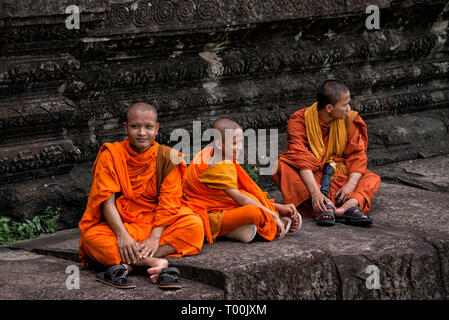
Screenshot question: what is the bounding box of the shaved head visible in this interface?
[123,102,159,153]
[317,80,350,110]
[127,102,157,122]
[211,117,243,161]
[212,117,242,138]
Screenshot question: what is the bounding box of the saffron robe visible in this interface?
[78,139,204,267]
[272,104,381,217]
[182,147,278,244]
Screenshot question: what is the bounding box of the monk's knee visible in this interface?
[243,205,265,225]
[374,173,381,186]
[192,215,204,237]
[366,172,382,189]
[83,225,117,251]
[183,215,204,239]
[83,227,99,245]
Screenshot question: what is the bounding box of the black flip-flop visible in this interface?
[95,264,136,289]
[316,203,336,226]
[158,267,182,290]
[335,205,373,226]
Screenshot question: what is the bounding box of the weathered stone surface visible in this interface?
[8,228,81,261]
[362,182,449,297]
[0,162,92,226]
[169,202,447,299]
[366,110,449,167]
[174,183,448,300]
[1,0,449,224]
[0,247,223,300]
[375,155,449,192]
[4,182,448,300]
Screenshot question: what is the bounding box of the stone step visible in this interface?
[374,155,449,192]
[4,182,449,299]
[0,247,223,300]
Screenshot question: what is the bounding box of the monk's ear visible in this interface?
[325,104,333,113]
[155,123,160,135]
[123,122,128,134]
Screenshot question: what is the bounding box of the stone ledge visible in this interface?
[4,181,449,299]
[375,155,449,192]
[0,247,223,300]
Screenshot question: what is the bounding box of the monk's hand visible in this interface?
[276,204,299,224]
[311,190,333,213]
[117,233,141,265]
[138,235,160,259]
[335,182,356,204]
[284,204,300,231]
[276,203,294,216]
[274,216,287,240]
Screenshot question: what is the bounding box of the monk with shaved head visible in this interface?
[182,117,301,244]
[79,102,204,290]
[273,80,381,226]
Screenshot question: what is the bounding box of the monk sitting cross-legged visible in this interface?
[273,80,381,226]
[78,102,204,290]
[182,118,301,245]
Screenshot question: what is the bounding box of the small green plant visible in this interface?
[0,206,61,245]
[245,165,260,184]
[0,217,15,244]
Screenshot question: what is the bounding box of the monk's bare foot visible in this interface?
[121,263,134,273]
[335,198,368,218]
[289,215,300,232]
[288,210,301,232]
[146,258,168,284]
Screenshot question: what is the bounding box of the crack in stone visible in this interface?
[332,257,344,300]
[420,237,448,300]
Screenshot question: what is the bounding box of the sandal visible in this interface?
[281,216,292,233]
[316,203,336,226]
[158,267,182,290]
[285,211,302,233]
[335,206,373,225]
[95,264,136,289]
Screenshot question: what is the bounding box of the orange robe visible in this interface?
[272,105,381,218]
[78,139,204,267]
[182,147,278,244]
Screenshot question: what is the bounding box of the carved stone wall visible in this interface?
[1,0,448,226]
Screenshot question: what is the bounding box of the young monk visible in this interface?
[78,102,204,289]
[182,118,301,244]
[272,80,381,226]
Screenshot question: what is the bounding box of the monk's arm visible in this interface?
[299,169,332,213]
[139,165,184,258]
[224,188,286,239]
[272,202,300,229]
[285,112,321,170]
[224,188,276,217]
[102,193,141,264]
[347,172,362,186]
